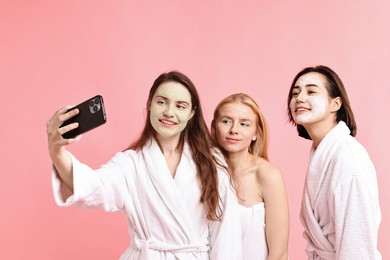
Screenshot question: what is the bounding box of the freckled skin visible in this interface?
[215,102,257,155]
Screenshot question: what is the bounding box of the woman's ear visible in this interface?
[189,107,196,120]
[331,97,342,112]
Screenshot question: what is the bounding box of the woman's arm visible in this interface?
[261,165,290,260]
[331,150,381,259]
[46,105,81,191]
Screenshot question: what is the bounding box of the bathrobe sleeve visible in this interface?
[329,142,381,259]
[52,151,132,212]
[208,170,242,260]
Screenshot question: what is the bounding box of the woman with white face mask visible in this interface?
[287,65,382,260]
[46,71,242,259]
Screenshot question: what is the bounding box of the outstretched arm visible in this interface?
[46,105,81,191]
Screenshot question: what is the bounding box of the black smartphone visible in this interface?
[61,95,107,139]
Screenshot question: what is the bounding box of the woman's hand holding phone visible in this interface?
[46,94,107,191]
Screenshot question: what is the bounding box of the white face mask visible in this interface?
[149,82,194,140]
[289,72,332,125]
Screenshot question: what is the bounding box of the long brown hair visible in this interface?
[287,65,357,139]
[126,71,222,221]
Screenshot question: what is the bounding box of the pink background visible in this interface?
[1,1,389,259]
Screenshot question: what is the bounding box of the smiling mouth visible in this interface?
[295,107,310,112]
[160,119,177,126]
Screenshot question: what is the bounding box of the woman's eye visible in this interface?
[292,92,299,97]
[176,104,185,109]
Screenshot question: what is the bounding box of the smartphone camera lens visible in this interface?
[89,97,101,114]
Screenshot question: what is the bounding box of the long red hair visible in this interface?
[211,93,269,160]
[211,93,270,197]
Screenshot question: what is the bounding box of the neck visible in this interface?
[156,134,182,155]
[227,149,253,172]
[306,120,338,149]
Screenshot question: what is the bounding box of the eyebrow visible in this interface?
[239,118,255,124]
[176,100,190,106]
[155,95,190,105]
[220,115,232,119]
[220,116,252,122]
[293,84,319,88]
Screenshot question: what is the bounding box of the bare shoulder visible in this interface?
[254,158,285,186]
[254,158,288,205]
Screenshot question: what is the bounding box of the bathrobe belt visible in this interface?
[131,237,209,259]
[306,240,336,259]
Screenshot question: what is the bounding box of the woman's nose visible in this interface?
[295,92,306,102]
[163,105,174,117]
[229,123,238,134]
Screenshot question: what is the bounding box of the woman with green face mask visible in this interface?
[46,71,242,259]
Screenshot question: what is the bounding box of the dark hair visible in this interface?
[126,71,222,221]
[287,65,357,139]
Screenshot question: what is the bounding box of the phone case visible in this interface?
[61,95,107,139]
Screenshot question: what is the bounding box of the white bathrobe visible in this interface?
[52,138,242,259]
[300,121,381,260]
